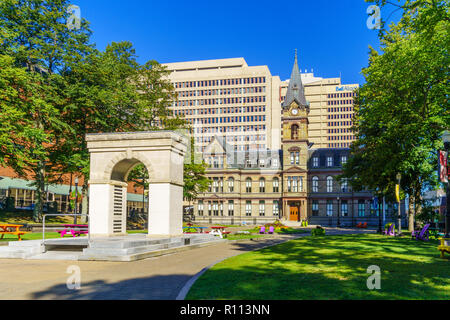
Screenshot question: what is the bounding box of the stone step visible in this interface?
[27,251,81,261]
[0,246,41,259]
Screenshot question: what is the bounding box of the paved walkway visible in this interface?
[0,228,374,300]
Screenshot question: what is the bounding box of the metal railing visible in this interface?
[42,214,90,248]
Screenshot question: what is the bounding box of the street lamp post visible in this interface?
[337,196,340,227]
[74,177,79,224]
[378,196,383,234]
[443,131,450,238]
[396,173,402,236]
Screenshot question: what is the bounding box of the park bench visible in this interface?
[0,224,29,241]
[438,238,450,259]
[57,224,88,237]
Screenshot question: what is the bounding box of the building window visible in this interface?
[313,157,319,168]
[246,201,252,216]
[291,124,299,140]
[208,202,212,216]
[213,201,219,216]
[228,178,234,193]
[327,176,333,193]
[273,178,279,193]
[358,200,365,217]
[341,156,347,165]
[198,201,204,216]
[259,178,265,193]
[327,156,333,167]
[273,201,279,217]
[341,179,348,192]
[312,176,319,193]
[341,200,348,217]
[228,200,234,216]
[327,200,333,216]
[312,200,319,216]
[246,178,252,193]
[287,177,299,192]
[259,201,265,216]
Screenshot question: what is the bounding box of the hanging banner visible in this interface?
[439,150,448,183]
[395,184,400,203]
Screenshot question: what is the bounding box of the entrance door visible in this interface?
[290,207,299,221]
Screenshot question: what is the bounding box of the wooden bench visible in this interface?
[0,224,30,241]
[438,238,450,259]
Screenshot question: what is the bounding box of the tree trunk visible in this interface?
[408,193,415,232]
[80,178,89,224]
[33,160,45,223]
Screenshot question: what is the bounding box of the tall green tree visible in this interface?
[341,0,449,230]
[0,0,93,221]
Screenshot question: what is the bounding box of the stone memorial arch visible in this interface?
[86,131,188,237]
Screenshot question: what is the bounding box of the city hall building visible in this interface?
[189,54,404,226]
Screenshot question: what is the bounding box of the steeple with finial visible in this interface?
[282,49,308,109]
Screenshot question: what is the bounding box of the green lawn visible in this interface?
[186,234,449,300]
[0,232,75,241]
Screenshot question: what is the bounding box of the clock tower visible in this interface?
[281,50,310,222]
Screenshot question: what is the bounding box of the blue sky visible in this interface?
[74,0,401,85]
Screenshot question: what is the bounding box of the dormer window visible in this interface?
[327,156,333,167]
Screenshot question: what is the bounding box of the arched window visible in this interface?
[312,176,319,193]
[327,176,334,193]
[246,178,252,193]
[291,124,299,140]
[273,178,279,193]
[228,177,234,192]
[259,178,266,193]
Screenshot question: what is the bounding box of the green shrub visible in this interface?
[311,227,325,236]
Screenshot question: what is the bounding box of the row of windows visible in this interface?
[328,128,352,134]
[174,77,267,89]
[194,125,266,134]
[327,114,353,120]
[328,135,356,141]
[205,176,351,194]
[328,143,352,148]
[192,115,266,125]
[327,99,354,106]
[328,107,354,113]
[174,96,266,107]
[328,121,353,127]
[177,86,267,97]
[327,93,356,99]
[312,200,390,217]
[176,105,266,116]
[208,177,281,193]
[311,155,347,168]
[197,200,279,217]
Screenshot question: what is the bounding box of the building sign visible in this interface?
[336,86,358,92]
[439,150,448,183]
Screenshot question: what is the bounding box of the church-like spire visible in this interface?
[283,49,308,108]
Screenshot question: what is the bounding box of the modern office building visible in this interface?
[164,55,359,152]
[280,71,359,149]
[163,58,282,153]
